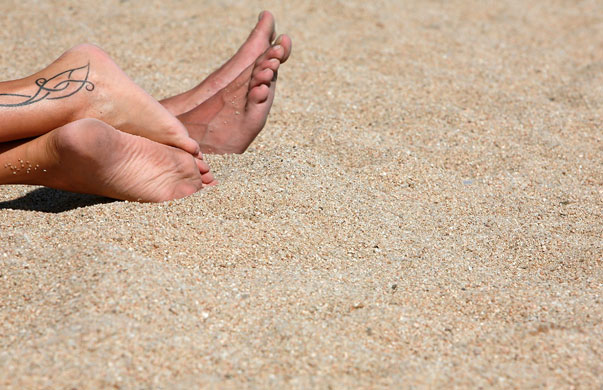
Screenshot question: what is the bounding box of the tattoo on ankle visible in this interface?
[0,63,95,107]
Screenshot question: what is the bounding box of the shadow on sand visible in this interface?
[0,187,115,213]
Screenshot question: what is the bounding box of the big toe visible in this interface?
[250,11,277,45]
[163,119,201,155]
[178,135,201,156]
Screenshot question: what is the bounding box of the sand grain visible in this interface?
[1,0,601,388]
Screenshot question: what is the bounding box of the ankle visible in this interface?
[61,44,117,123]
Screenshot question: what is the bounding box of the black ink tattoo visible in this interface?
[0,63,95,107]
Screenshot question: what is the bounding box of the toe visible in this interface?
[254,44,284,67]
[251,10,276,42]
[194,157,215,186]
[273,35,292,62]
[250,67,275,89]
[196,158,211,174]
[259,58,280,73]
[180,136,201,156]
[266,58,280,72]
[246,72,277,121]
[201,171,215,185]
[165,118,201,156]
[269,45,285,61]
[248,84,270,104]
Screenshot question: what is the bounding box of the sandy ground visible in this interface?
[1,0,601,388]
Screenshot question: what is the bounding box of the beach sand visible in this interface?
[1,0,601,388]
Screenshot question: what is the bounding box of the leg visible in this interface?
[0,44,200,155]
[160,11,279,116]
[0,119,215,202]
[178,36,292,154]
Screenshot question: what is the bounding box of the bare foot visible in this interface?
[177,35,292,154]
[0,119,215,202]
[67,44,202,156]
[160,11,280,116]
[0,44,201,155]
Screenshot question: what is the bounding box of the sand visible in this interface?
[1,0,601,388]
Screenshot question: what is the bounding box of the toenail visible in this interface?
[258,11,265,21]
[273,44,282,52]
[274,35,283,45]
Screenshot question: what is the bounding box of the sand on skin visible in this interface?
[0,0,601,388]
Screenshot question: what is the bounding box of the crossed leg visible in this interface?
[0,43,201,155]
[0,11,292,201]
[0,43,213,201]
